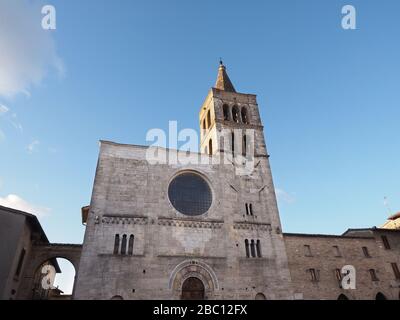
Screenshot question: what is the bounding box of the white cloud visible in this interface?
[0,194,50,217]
[0,104,9,114]
[8,115,24,133]
[276,188,296,204]
[28,139,40,153]
[0,106,23,139]
[0,1,64,98]
[0,104,8,139]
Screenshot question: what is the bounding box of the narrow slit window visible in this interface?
[391,263,400,280]
[362,246,370,258]
[245,239,250,258]
[256,240,262,258]
[369,269,379,281]
[231,132,235,156]
[250,240,256,258]
[242,135,247,157]
[128,235,134,255]
[121,234,127,255]
[113,234,120,254]
[304,245,312,257]
[15,248,26,277]
[334,269,342,282]
[381,235,391,250]
[309,269,318,281]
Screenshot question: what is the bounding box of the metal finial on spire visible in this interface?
[219,58,223,66]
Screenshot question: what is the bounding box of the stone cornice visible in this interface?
[101,215,148,225]
[233,221,272,231]
[158,217,224,229]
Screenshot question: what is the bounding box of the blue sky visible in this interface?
[1,0,400,250]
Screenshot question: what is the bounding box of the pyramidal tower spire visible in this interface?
[214,60,236,92]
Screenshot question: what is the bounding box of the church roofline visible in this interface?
[0,204,50,243]
[343,227,400,235]
[99,140,207,157]
[283,232,374,240]
[388,211,400,220]
[211,87,257,97]
[100,140,150,149]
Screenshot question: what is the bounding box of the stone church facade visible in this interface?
[73,63,293,300]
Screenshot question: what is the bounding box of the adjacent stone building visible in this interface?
[0,205,81,300]
[285,228,400,300]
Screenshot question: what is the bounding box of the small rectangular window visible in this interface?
[304,245,312,257]
[391,263,400,280]
[334,268,342,282]
[362,246,371,258]
[15,248,26,277]
[369,269,379,281]
[333,245,342,257]
[381,235,391,250]
[309,268,319,282]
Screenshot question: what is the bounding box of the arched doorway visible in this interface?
[376,292,387,300]
[255,293,266,300]
[338,294,349,300]
[181,277,205,300]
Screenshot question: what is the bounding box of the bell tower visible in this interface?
[199,61,268,161]
[198,62,293,299]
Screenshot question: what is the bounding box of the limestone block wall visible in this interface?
[284,233,400,300]
[73,141,293,300]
